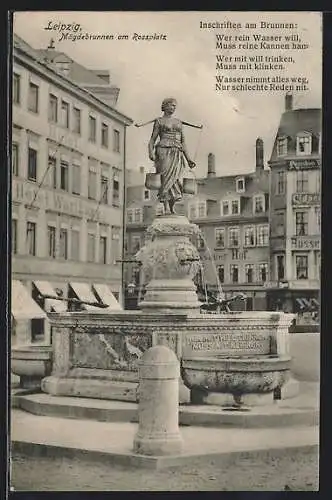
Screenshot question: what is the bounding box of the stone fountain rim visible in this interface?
[181,355,291,372]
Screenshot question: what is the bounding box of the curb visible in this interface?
[11,440,319,470]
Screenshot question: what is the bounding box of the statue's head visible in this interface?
[161,97,177,114]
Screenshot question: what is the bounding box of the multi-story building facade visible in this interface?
[11,35,132,344]
[125,140,270,311]
[267,94,321,319]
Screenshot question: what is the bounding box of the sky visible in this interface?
[13,11,322,177]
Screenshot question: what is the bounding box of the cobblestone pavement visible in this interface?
[11,448,318,491]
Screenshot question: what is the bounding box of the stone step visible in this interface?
[14,391,319,428]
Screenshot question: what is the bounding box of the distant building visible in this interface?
[11,35,132,344]
[266,94,321,319]
[125,140,270,311]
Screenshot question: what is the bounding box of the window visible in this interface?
[89,116,96,142]
[47,226,56,258]
[217,265,224,284]
[296,255,308,279]
[295,212,308,236]
[88,170,97,199]
[258,263,268,282]
[198,201,206,218]
[315,207,321,233]
[47,155,57,189]
[215,228,225,248]
[100,175,109,204]
[197,233,205,250]
[236,177,245,193]
[72,164,81,195]
[99,236,107,264]
[230,264,239,283]
[296,170,309,192]
[275,211,285,236]
[144,189,150,201]
[49,94,58,122]
[26,222,36,256]
[277,136,288,156]
[113,129,120,152]
[244,226,255,247]
[276,255,285,280]
[61,100,70,128]
[12,219,17,254]
[101,123,109,147]
[87,234,95,262]
[28,82,39,113]
[228,227,239,247]
[231,200,240,215]
[253,195,265,214]
[134,208,142,223]
[112,169,120,205]
[316,170,321,192]
[256,225,269,246]
[60,160,69,191]
[221,201,229,216]
[276,171,286,194]
[12,143,19,176]
[132,236,141,253]
[59,229,68,260]
[28,148,37,181]
[296,134,312,155]
[132,266,141,286]
[189,203,197,220]
[245,264,254,283]
[13,73,20,104]
[127,208,143,224]
[73,107,81,134]
[71,230,80,261]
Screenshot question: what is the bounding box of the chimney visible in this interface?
[255,138,264,171]
[207,153,216,178]
[285,93,293,112]
[139,166,145,177]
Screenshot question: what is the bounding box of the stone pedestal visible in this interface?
[133,345,183,456]
[137,215,201,315]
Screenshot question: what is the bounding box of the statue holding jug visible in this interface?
[135,98,203,215]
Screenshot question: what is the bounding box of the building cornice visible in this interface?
[14,46,133,127]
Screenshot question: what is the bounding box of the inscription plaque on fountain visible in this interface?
[183,332,271,358]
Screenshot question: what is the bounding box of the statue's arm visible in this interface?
[148,119,159,161]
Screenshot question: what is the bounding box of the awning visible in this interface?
[311,298,320,308]
[11,280,47,320]
[301,298,312,308]
[33,281,67,313]
[296,298,305,309]
[93,283,122,311]
[69,282,101,311]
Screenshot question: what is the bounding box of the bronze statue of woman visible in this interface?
[136,98,203,215]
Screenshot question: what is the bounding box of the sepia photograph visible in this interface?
[9,10,321,491]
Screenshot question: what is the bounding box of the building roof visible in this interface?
[269,108,321,162]
[196,169,270,200]
[13,34,132,125]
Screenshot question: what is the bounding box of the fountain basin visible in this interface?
[11,345,53,390]
[182,356,291,394]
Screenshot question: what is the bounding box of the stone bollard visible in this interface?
[133,345,183,456]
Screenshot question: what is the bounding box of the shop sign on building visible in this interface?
[12,179,108,223]
[292,193,320,206]
[291,236,320,250]
[288,159,320,171]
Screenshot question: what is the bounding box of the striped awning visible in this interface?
[33,281,67,313]
[296,298,306,309]
[69,282,101,311]
[11,280,47,320]
[93,283,122,311]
